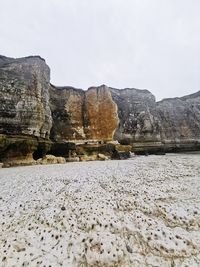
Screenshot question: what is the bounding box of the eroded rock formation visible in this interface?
[84,86,119,141]
[0,55,52,138]
[49,85,85,141]
[50,85,119,141]
[0,54,200,166]
[0,55,52,165]
[110,88,163,153]
[157,92,200,151]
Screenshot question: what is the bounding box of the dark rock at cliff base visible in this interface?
[0,134,38,167]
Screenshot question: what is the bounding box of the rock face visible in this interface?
[0,55,52,138]
[157,91,200,151]
[0,55,53,165]
[84,86,119,141]
[1,54,200,165]
[49,85,85,141]
[110,88,163,152]
[50,85,119,141]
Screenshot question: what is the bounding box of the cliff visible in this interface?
[110,88,162,153]
[0,56,52,165]
[49,85,118,141]
[0,55,52,137]
[0,55,200,166]
[157,92,200,151]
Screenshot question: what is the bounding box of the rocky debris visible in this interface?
[75,152,109,162]
[110,144,132,160]
[98,153,109,160]
[37,154,66,165]
[0,154,199,266]
[79,154,98,161]
[65,157,80,162]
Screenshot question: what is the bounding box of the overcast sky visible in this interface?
[0,0,200,100]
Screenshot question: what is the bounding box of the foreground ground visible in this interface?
[0,154,200,267]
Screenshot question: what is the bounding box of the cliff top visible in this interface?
[1,55,199,101]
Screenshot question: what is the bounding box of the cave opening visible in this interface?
[33,147,45,160]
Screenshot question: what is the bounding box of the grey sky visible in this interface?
[0,0,200,100]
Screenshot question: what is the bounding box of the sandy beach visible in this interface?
[0,154,200,267]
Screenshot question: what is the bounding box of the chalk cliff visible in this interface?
[0,56,52,165]
[49,85,118,141]
[110,88,162,153]
[0,55,52,137]
[0,55,200,165]
[157,91,200,151]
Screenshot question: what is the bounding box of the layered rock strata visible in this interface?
[110,88,163,153]
[49,85,118,141]
[0,55,200,165]
[157,92,200,151]
[0,55,52,137]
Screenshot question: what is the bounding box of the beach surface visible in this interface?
[0,154,200,267]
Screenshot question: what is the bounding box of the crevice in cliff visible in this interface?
[81,91,88,139]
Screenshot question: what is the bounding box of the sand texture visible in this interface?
[0,154,200,266]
